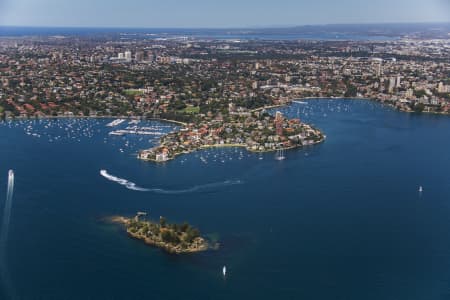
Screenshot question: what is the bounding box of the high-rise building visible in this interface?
[124,51,132,61]
[275,111,284,136]
[147,51,155,62]
[371,59,382,77]
[388,77,396,93]
[438,82,447,94]
[379,79,385,92]
[275,111,283,122]
[396,76,401,88]
[135,51,144,62]
[375,63,382,77]
[405,88,414,98]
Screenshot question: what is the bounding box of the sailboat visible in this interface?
[275,148,285,161]
[419,186,423,193]
[222,266,227,277]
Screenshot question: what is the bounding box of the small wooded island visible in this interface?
[110,213,210,254]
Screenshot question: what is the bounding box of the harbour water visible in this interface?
[1,99,450,299]
[0,26,398,41]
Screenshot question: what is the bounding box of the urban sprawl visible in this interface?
[0,36,449,161]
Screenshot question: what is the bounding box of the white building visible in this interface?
[396,76,401,88]
[438,82,448,94]
[405,88,414,98]
[124,51,132,61]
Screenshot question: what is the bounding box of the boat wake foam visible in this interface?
[100,170,149,191]
[100,170,242,194]
[0,170,15,250]
[0,170,16,299]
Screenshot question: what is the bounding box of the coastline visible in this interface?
[126,230,209,254]
[5,97,446,165]
[140,137,325,163]
[108,215,211,254]
[140,95,449,164]
[0,115,188,126]
[286,96,450,116]
[3,97,448,124]
[250,97,373,113]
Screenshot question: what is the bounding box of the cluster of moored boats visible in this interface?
[109,127,166,136]
[107,119,174,137]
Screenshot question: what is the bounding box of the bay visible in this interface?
[1,99,450,299]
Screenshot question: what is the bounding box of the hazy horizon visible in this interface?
[0,0,449,28]
[0,21,450,30]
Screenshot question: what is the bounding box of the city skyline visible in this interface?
[0,0,449,28]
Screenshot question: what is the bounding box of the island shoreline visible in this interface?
[108,214,212,254]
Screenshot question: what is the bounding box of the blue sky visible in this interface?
[0,0,449,28]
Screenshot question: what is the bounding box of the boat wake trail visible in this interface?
[100,170,149,191]
[0,170,14,253]
[143,179,243,194]
[0,170,16,299]
[100,170,243,194]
